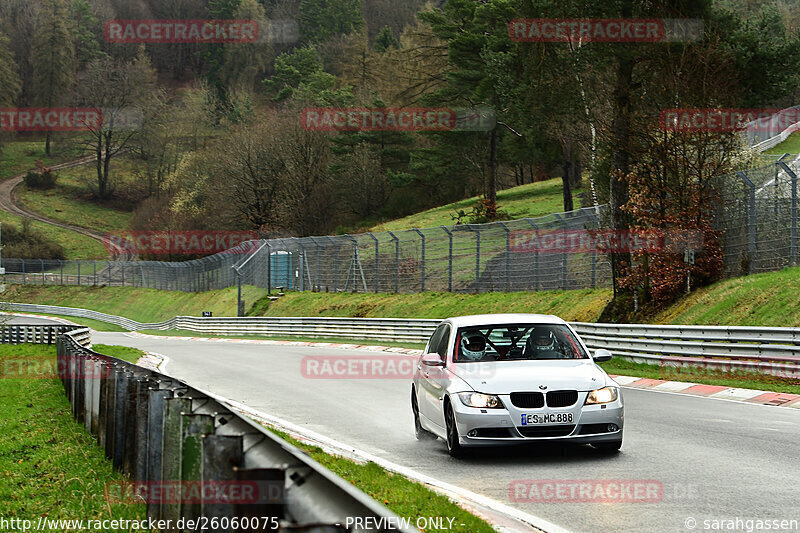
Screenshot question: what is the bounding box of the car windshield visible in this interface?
[454,324,589,363]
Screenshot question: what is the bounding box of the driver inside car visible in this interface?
[459,331,487,361]
[526,328,562,359]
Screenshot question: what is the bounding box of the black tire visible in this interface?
[444,402,465,458]
[412,390,436,441]
[593,440,622,452]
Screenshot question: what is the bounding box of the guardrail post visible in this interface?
[368,232,379,293]
[147,385,177,519]
[525,219,539,291]
[737,171,757,274]
[112,369,133,471]
[440,226,453,292]
[778,161,798,266]
[161,396,192,522]
[201,434,244,524]
[179,413,215,524]
[411,229,425,291]
[387,231,400,293]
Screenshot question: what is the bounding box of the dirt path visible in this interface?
[0,155,122,255]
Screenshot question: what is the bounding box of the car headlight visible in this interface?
[585,387,619,405]
[457,392,504,409]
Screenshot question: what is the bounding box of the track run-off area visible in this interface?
[80,329,800,533]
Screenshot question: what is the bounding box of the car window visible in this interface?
[435,325,451,359]
[426,325,446,355]
[454,324,589,362]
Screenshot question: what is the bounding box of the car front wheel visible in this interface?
[445,402,465,458]
[412,390,436,441]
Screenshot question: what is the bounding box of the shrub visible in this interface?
[22,161,58,189]
[1,220,66,260]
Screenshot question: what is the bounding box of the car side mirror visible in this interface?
[421,353,445,367]
[593,349,612,363]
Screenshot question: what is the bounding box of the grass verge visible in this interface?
[371,177,582,232]
[254,290,612,323]
[0,344,148,525]
[93,344,145,364]
[266,427,494,533]
[0,210,108,260]
[3,284,268,323]
[653,266,800,327]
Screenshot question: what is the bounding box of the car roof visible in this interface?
[442,314,567,328]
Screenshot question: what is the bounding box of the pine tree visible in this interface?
[298,0,365,44]
[31,0,75,156]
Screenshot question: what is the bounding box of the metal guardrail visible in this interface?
[8,302,800,377]
[0,324,85,345]
[56,328,416,532]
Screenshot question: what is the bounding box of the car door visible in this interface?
[419,324,451,430]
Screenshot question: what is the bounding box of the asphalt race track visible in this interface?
[85,332,800,533]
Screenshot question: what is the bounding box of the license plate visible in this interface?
[520,412,574,426]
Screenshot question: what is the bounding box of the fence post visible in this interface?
[553,213,568,290]
[329,236,339,291]
[266,242,272,294]
[778,161,798,266]
[470,226,481,287]
[498,222,511,291]
[737,171,757,274]
[440,226,453,292]
[93,261,97,286]
[525,218,539,291]
[41,259,45,284]
[22,260,26,284]
[60,260,63,285]
[387,231,400,293]
[412,228,425,292]
[368,233,379,293]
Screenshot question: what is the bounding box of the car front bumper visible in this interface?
[450,393,624,447]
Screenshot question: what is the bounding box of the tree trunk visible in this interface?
[609,54,634,299]
[487,129,498,213]
[561,139,574,212]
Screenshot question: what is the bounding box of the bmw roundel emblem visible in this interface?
[539,385,547,390]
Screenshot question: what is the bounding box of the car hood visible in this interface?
[452,360,610,395]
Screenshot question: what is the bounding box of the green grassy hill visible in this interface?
[371,178,582,232]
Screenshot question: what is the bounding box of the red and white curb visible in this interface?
[610,375,800,408]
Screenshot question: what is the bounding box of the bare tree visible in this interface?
[74,52,155,199]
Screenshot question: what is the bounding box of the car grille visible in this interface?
[546,390,578,408]
[517,425,575,438]
[510,392,544,408]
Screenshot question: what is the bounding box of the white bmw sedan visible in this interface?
[411,314,623,457]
